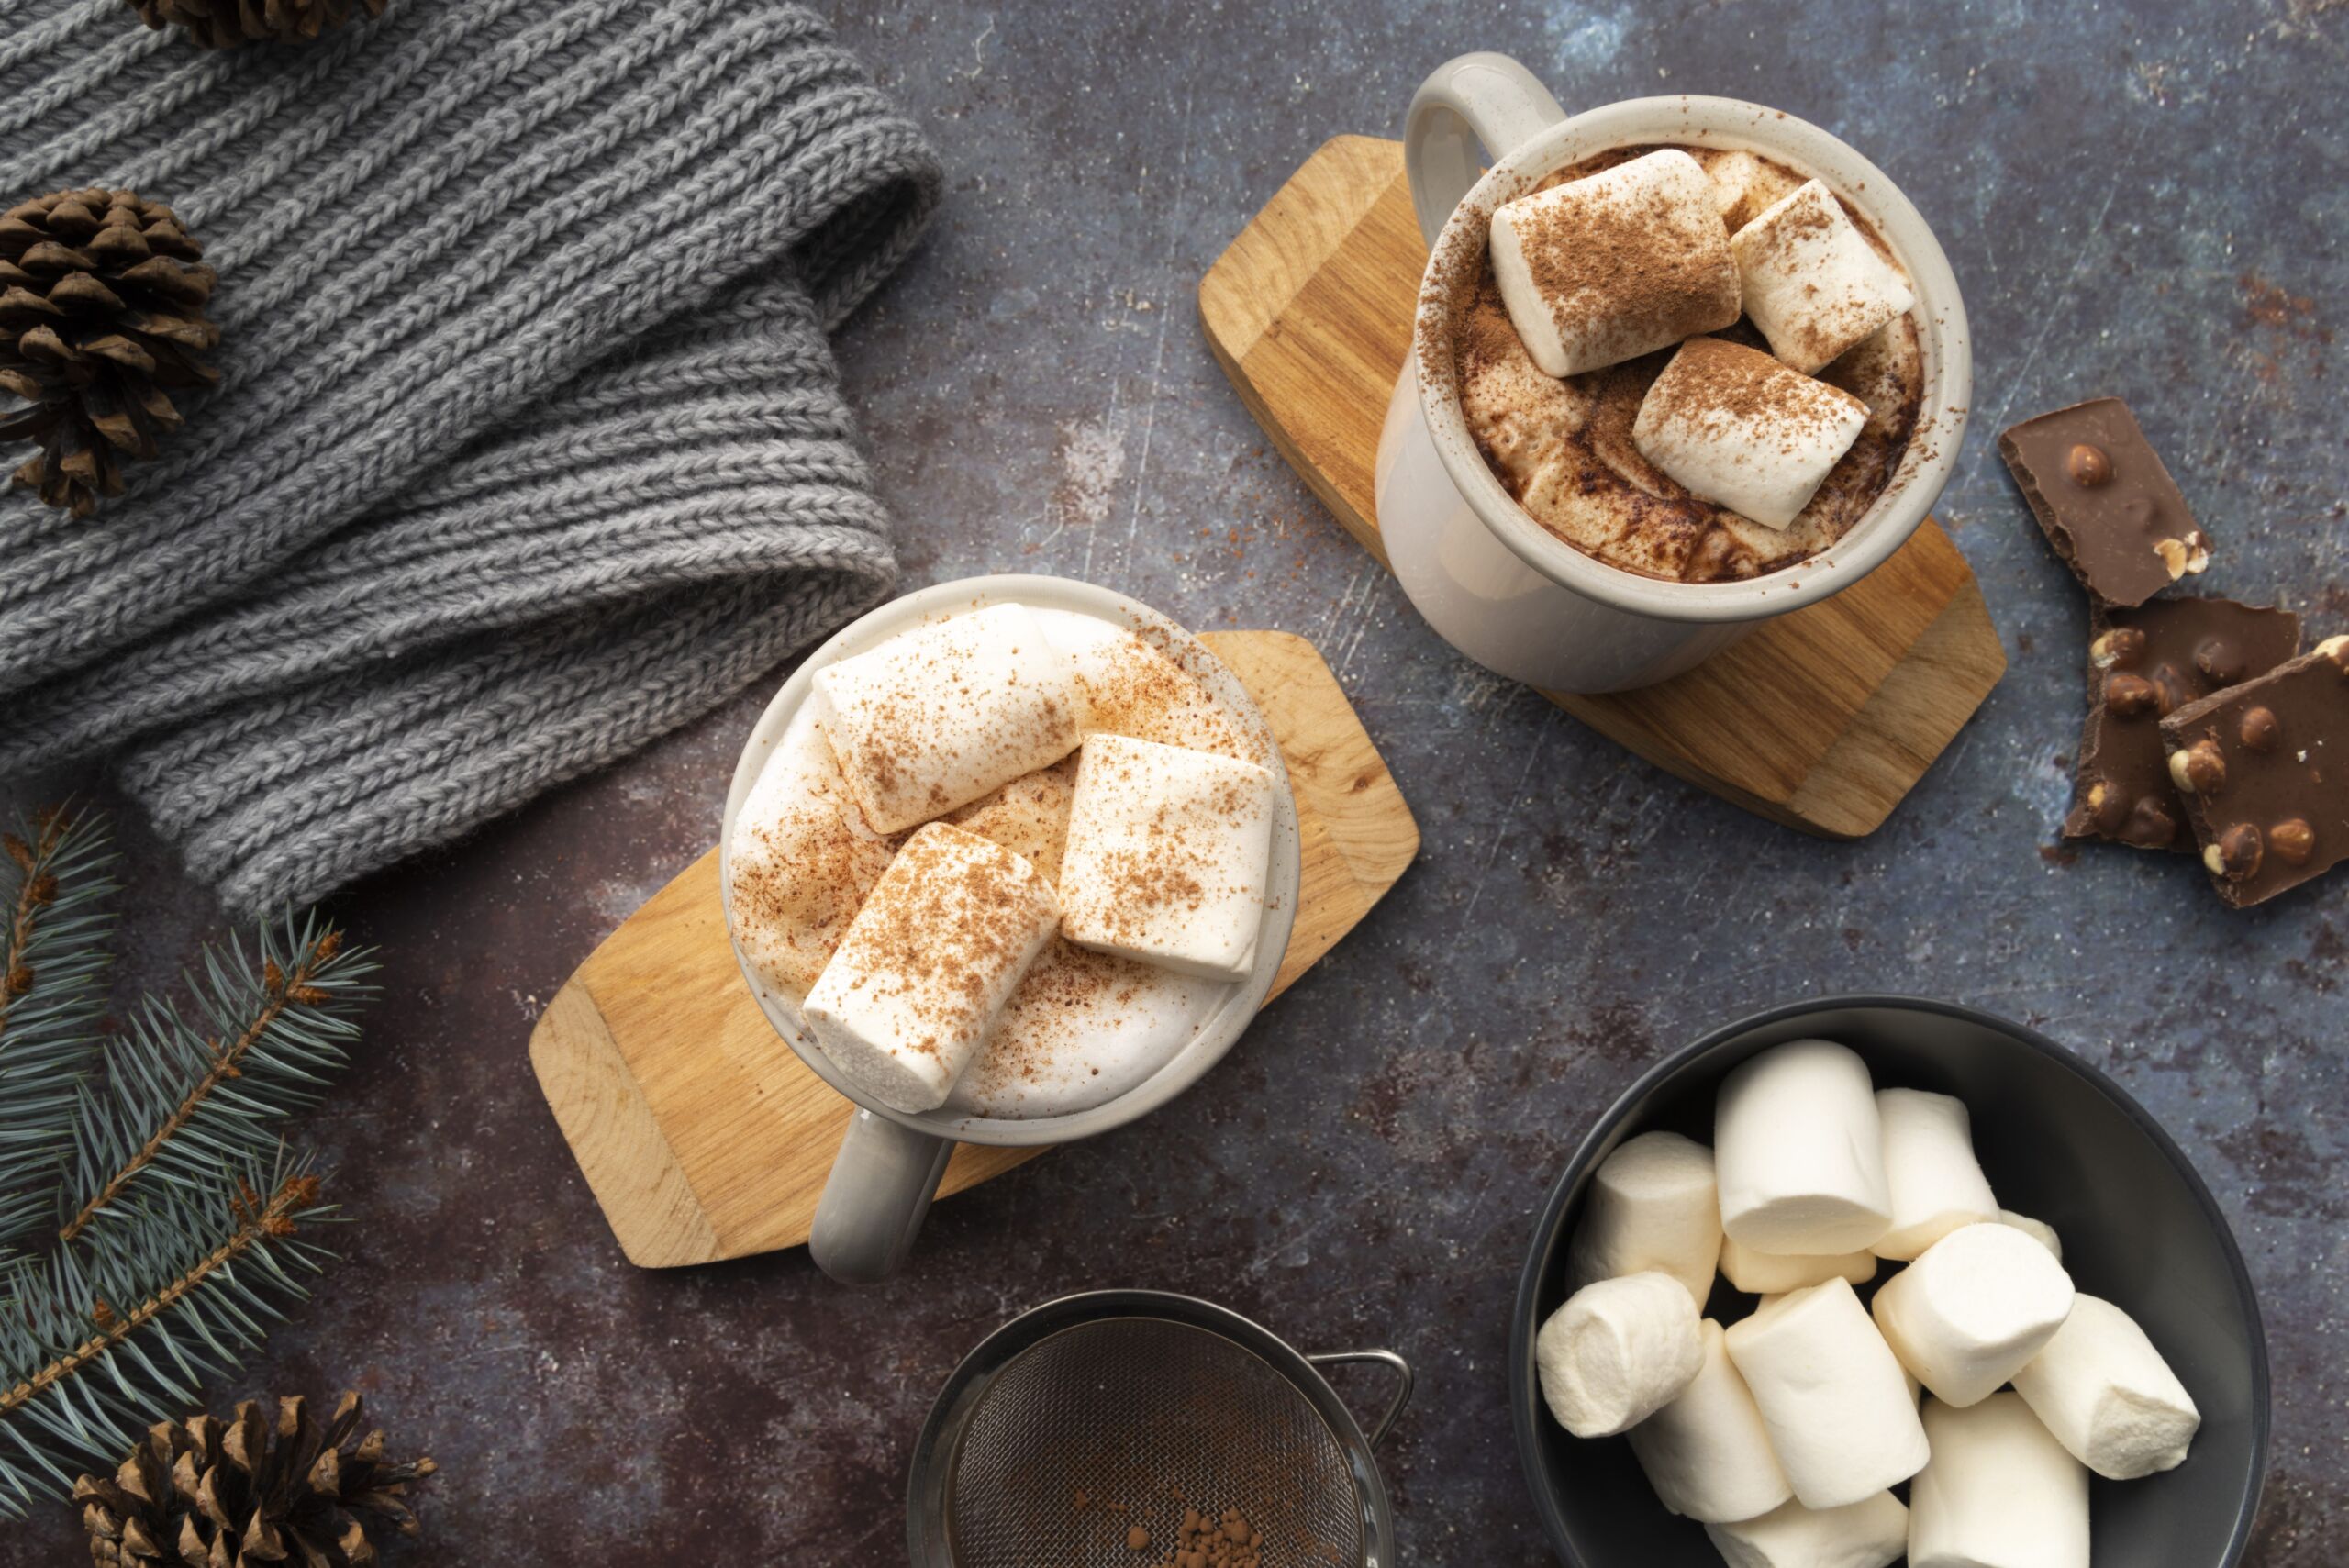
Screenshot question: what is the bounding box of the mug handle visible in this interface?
[1402,52,1567,246]
[808,1109,955,1284]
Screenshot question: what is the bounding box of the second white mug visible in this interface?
[1374,53,1973,693]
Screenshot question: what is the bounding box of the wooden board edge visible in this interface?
[528,980,720,1269]
[1200,310,1393,567]
[1198,134,1408,360]
[1784,575,2009,837]
[1200,629,1421,895]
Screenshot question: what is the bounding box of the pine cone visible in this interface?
[75,1393,437,1568]
[128,0,386,48]
[0,188,219,517]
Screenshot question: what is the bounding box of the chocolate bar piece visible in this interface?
[2158,636,2349,907]
[2000,397,2212,607]
[2065,598,2302,851]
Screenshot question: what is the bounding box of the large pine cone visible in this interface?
[75,1393,437,1568]
[0,188,219,518]
[128,0,387,48]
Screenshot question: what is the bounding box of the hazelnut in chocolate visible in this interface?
[2065,598,2301,852]
[2158,636,2349,908]
[1998,398,2212,607]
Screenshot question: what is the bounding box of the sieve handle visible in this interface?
[808,1110,954,1284]
[1308,1348,1415,1451]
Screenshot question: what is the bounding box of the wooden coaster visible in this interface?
[1200,136,2006,838]
[529,632,1418,1268]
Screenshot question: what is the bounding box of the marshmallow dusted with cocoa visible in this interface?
[1567,1129,1722,1308]
[1724,1278,1931,1509]
[1910,1394,2091,1568]
[1625,1318,1793,1523]
[1633,338,1870,530]
[1488,149,1740,378]
[1535,1272,1704,1439]
[1873,1087,2000,1260]
[1705,1493,1909,1568]
[811,603,1081,834]
[1870,1221,2076,1407]
[2010,1294,2200,1479]
[1715,1039,1892,1254]
[1731,180,1914,373]
[1059,733,1276,982]
[802,823,1062,1114]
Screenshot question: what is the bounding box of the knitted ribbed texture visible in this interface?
[0,0,941,911]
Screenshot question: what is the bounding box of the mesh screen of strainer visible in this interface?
[943,1317,1365,1568]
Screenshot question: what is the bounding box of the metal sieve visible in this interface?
[909,1292,1412,1568]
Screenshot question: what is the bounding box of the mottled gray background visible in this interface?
[4,0,2343,1562]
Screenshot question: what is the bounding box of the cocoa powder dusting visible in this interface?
[1449,142,1924,581]
[829,824,1056,1060]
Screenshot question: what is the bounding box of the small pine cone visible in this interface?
[76,1393,437,1567]
[128,0,386,48]
[0,188,219,517]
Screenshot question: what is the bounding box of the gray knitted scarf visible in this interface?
[0,0,941,911]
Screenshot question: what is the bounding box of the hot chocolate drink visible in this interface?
[727,606,1277,1120]
[1443,144,1927,584]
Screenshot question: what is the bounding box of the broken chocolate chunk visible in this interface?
[2159,636,2349,907]
[2000,397,2212,606]
[2065,597,2301,852]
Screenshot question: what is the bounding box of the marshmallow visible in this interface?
[1730,179,1915,373]
[726,721,898,1001]
[1488,149,1740,378]
[2010,1293,2199,1479]
[1632,338,1870,530]
[1870,1221,2076,1407]
[1910,1394,2090,1568]
[946,757,1078,885]
[1719,1235,1876,1296]
[1058,733,1276,982]
[1999,1208,2064,1262]
[1703,149,1804,235]
[1567,1129,1723,1308]
[812,603,1082,834]
[1872,1088,2000,1260]
[1715,1040,1891,1254]
[1723,1278,1930,1509]
[801,823,1061,1113]
[1705,1493,1909,1568]
[1534,1272,1704,1438]
[1625,1318,1792,1523]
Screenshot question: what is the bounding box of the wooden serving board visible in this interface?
[1200,135,2006,838]
[529,632,1417,1268]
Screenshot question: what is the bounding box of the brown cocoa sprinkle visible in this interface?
[1446,141,1922,582]
[729,760,904,997]
[1500,150,1738,371]
[823,822,1057,1057]
[1149,1506,1264,1568]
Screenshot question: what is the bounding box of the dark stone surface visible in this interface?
[5,1,2343,1562]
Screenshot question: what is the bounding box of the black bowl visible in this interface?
[1510,995,2267,1567]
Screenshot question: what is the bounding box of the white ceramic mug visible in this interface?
[719,575,1302,1284]
[1374,53,1972,693]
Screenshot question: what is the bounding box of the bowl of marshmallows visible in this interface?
[1511,996,2267,1568]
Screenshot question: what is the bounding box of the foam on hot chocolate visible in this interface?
[1450,144,1926,583]
[727,606,1273,1120]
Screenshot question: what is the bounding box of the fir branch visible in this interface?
[58,912,372,1246]
[0,1152,337,1518]
[0,806,117,1251]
